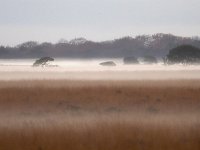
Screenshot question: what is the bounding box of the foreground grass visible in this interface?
[0,80,200,150]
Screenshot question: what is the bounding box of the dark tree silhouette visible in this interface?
[0,34,200,59]
[33,57,54,67]
[166,45,200,64]
[123,56,139,65]
[17,41,38,49]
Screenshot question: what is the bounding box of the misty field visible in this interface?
[0,80,200,150]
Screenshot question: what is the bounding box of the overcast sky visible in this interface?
[0,0,200,46]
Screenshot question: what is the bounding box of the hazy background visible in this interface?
[0,0,200,46]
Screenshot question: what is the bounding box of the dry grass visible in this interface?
[0,80,200,150]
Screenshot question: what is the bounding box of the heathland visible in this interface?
[0,79,200,150]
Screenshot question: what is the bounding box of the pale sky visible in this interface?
[0,0,200,46]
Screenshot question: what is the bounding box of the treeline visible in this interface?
[165,45,200,64]
[0,33,200,59]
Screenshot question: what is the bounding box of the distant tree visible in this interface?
[69,38,87,45]
[17,41,38,49]
[191,36,200,41]
[123,56,139,64]
[1,34,200,59]
[0,46,6,54]
[0,46,9,58]
[166,45,200,64]
[142,55,157,64]
[163,57,169,65]
[33,57,54,67]
[40,42,53,47]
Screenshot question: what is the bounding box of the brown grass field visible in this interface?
[0,79,200,150]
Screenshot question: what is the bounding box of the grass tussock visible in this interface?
[0,80,200,150]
